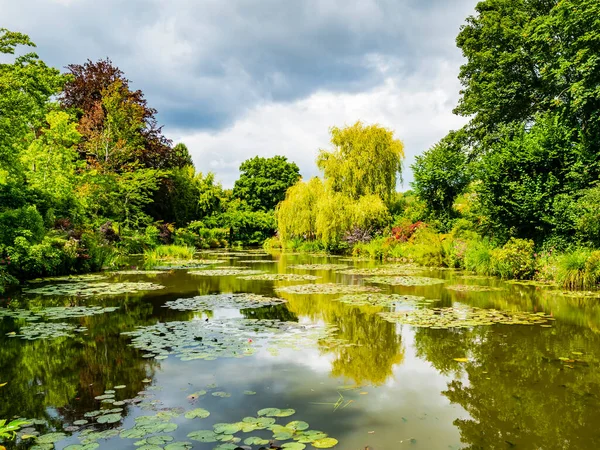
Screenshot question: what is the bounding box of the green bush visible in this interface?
[0,206,45,246]
[464,238,495,275]
[490,238,535,280]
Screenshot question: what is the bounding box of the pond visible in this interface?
[2,251,600,450]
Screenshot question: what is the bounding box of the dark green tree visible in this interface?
[232,156,300,211]
[411,130,471,224]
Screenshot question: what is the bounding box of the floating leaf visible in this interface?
[37,432,67,444]
[312,437,339,448]
[187,430,219,442]
[23,282,164,297]
[286,420,309,431]
[258,408,281,417]
[446,284,505,292]
[184,408,210,419]
[288,264,348,271]
[212,391,231,398]
[275,283,380,295]
[335,294,431,308]
[213,423,241,434]
[364,276,445,286]
[245,436,270,445]
[189,269,264,277]
[164,293,286,310]
[243,390,256,395]
[275,408,296,417]
[96,413,121,424]
[238,273,320,281]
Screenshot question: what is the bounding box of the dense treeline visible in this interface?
[2,0,600,291]
[0,28,299,291]
[270,0,600,289]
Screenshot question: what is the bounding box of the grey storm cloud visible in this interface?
[1,0,478,132]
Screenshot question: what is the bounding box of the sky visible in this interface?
[2,0,478,188]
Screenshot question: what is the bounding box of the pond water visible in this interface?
[2,251,600,450]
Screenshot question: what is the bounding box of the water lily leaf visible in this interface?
[364,276,445,286]
[164,442,193,450]
[96,413,121,424]
[64,444,100,450]
[312,437,339,448]
[286,420,309,431]
[238,273,320,281]
[164,293,286,310]
[184,408,210,419]
[212,391,231,398]
[446,284,505,292]
[244,436,270,445]
[276,283,380,295]
[213,423,241,434]
[147,435,174,445]
[282,443,306,450]
[73,420,88,426]
[23,281,164,297]
[275,408,296,418]
[187,430,218,442]
[258,408,281,417]
[288,264,348,271]
[37,432,67,444]
[121,428,148,439]
[243,390,256,395]
[189,269,264,277]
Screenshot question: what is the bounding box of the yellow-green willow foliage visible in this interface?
[317,121,404,204]
[276,177,324,241]
[277,181,390,247]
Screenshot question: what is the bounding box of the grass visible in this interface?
[464,239,495,276]
[143,244,195,267]
[556,249,600,290]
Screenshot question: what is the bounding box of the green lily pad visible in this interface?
[164,293,286,310]
[23,281,164,297]
[37,432,67,444]
[243,390,257,395]
[364,276,445,286]
[184,408,210,419]
[212,391,231,398]
[258,407,281,417]
[282,443,306,450]
[275,408,296,417]
[189,269,264,276]
[187,430,219,442]
[335,294,431,308]
[275,283,381,295]
[312,437,339,448]
[288,264,348,271]
[445,284,505,292]
[147,435,174,445]
[286,420,309,431]
[245,436,270,445]
[213,422,242,434]
[238,273,320,281]
[96,413,121,424]
[164,442,193,450]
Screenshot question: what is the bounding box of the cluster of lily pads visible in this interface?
[26,274,109,284]
[275,283,381,295]
[364,276,446,286]
[238,274,320,282]
[122,318,348,362]
[288,264,348,271]
[0,305,119,322]
[334,293,435,308]
[185,407,338,449]
[445,284,505,292]
[238,260,278,264]
[7,322,88,340]
[149,259,225,270]
[163,294,287,311]
[339,266,421,276]
[23,282,165,297]
[113,270,166,275]
[189,269,264,277]
[378,306,551,329]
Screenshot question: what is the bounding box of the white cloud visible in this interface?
[169,58,468,188]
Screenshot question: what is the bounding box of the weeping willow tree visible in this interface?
[317,121,404,205]
[276,177,324,241]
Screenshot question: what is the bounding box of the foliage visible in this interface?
[277,178,324,242]
[317,121,404,204]
[490,238,536,280]
[233,155,300,211]
[556,249,600,290]
[0,205,45,247]
[411,130,471,224]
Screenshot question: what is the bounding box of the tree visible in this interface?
[21,111,81,201]
[411,130,471,223]
[276,178,325,242]
[317,121,404,204]
[232,156,301,211]
[61,59,188,171]
[455,0,600,147]
[0,29,65,175]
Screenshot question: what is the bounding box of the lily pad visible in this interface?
[275,283,381,295]
[238,273,320,281]
[96,413,122,424]
[445,284,505,292]
[312,437,339,448]
[335,293,431,308]
[9,322,86,341]
[379,305,551,329]
[184,408,210,419]
[188,269,264,276]
[213,422,241,434]
[364,276,446,286]
[245,436,270,445]
[212,391,231,398]
[163,293,286,310]
[339,266,421,276]
[23,281,164,297]
[288,264,348,271]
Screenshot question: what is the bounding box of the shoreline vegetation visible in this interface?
[2,0,600,296]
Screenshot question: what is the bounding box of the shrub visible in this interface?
[464,238,495,275]
[491,238,535,280]
[0,206,45,246]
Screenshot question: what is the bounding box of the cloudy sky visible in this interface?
[3,0,477,188]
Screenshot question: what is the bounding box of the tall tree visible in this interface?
[317,121,404,204]
[232,156,301,211]
[0,28,65,175]
[411,130,471,223]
